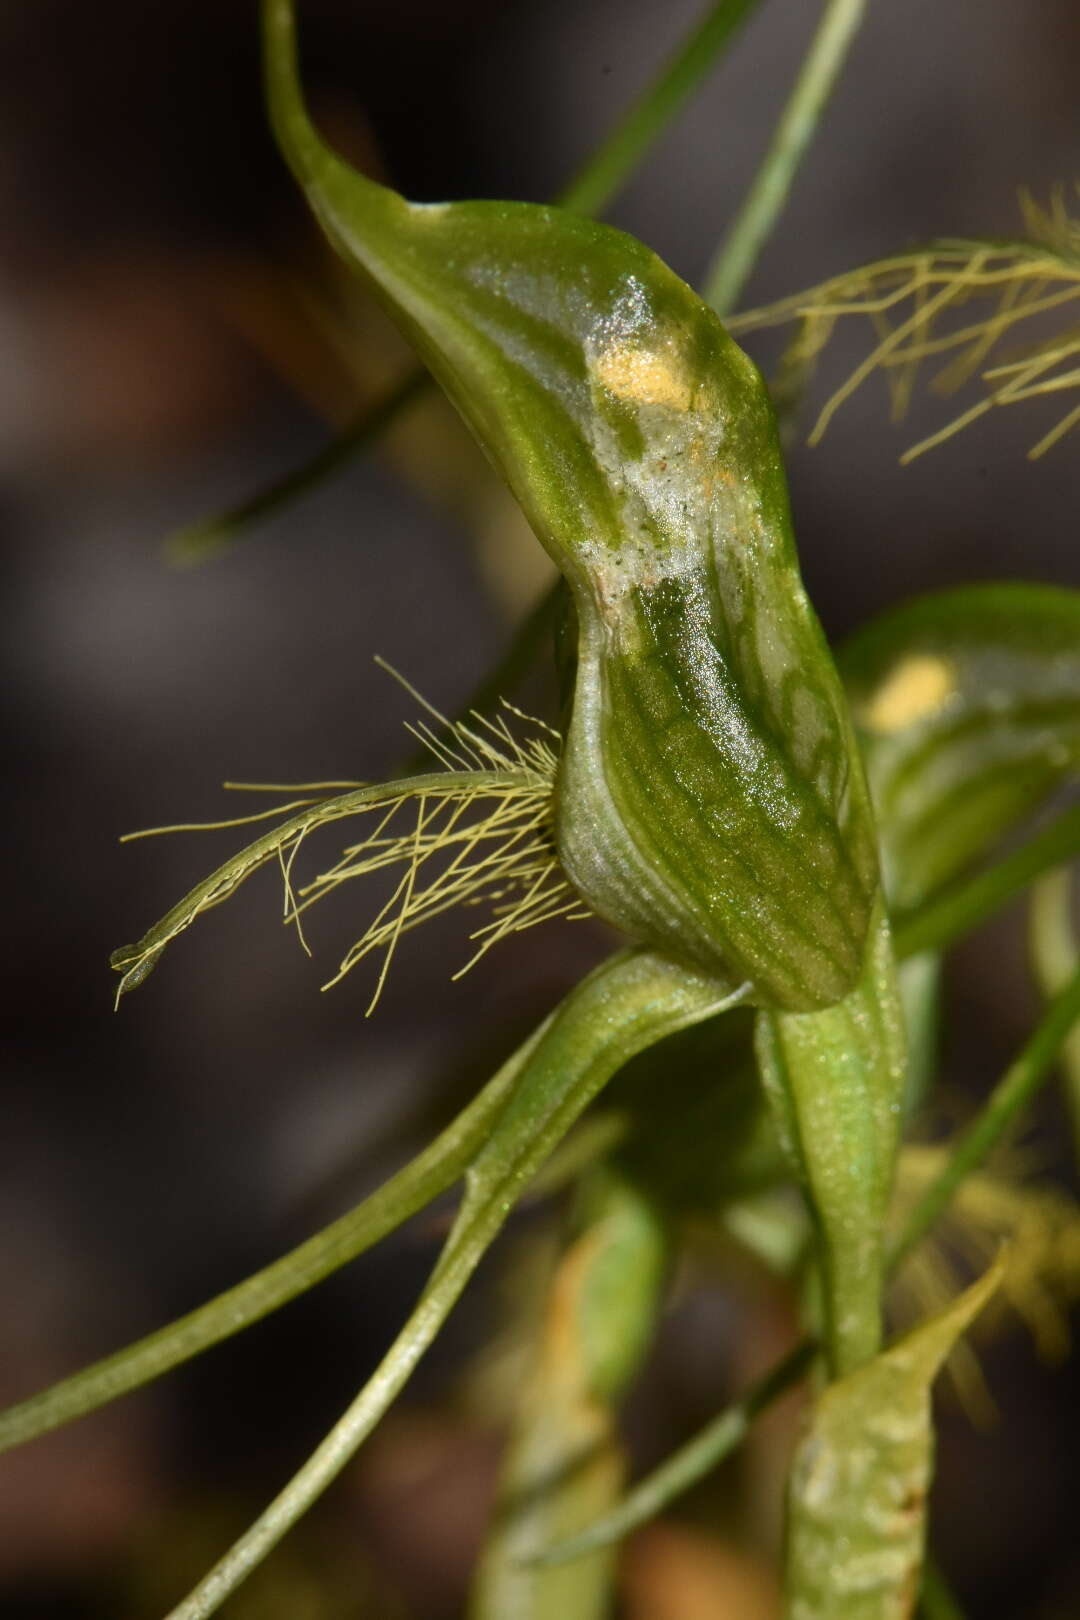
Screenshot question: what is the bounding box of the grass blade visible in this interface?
[704,0,868,315]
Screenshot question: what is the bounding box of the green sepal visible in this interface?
[263,0,879,1011]
[756,901,906,1375]
[840,583,1080,914]
[783,1262,1001,1620]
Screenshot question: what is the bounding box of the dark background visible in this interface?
[2,2,1079,1615]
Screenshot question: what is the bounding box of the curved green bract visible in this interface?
[263,0,879,1011]
[840,584,1080,913]
[784,1264,1000,1620]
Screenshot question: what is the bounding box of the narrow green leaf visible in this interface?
[783,1263,1001,1620]
[165,370,428,567]
[0,1040,522,1455]
[889,961,1080,1270]
[894,803,1080,962]
[756,903,906,1374]
[839,583,1080,913]
[263,0,880,1012]
[556,0,767,218]
[161,948,741,1620]
[703,0,868,316]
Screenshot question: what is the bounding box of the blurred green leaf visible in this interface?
[534,1337,815,1568]
[894,950,942,1115]
[557,0,766,219]
[703,0,868,316]
[893,803,1080,962]
[840,583,1080,914]
[264,0,880,1012]
[470,1169,667,1620]
[889,960,1080,1272]
[1030,868,1080,1161]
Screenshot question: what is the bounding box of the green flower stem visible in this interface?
[555,0,766,217]
[538,964,1080,1562]
[165,369,428,566]
[531,1339,815,1567]
[703,0,868,315]
[161,950,739,1620]
[166,0,763,568]
[893,805,1080,961]
[0,1045,521,1456]
[1029,867,1080,1163]
[756,907,905,1377]
[890,960,1080,1270]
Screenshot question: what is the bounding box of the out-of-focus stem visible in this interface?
[703,0,868,315]
[889,962,1080,1269]
[894,805,1080,961]
[165,369,427,565]
[556,0,766,217]
[1029,866,1080,1164]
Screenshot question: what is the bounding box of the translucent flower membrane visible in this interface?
[111,680,585,1015]
[729,186,1080,460]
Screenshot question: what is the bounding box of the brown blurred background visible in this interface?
[1,2,1079,1615]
